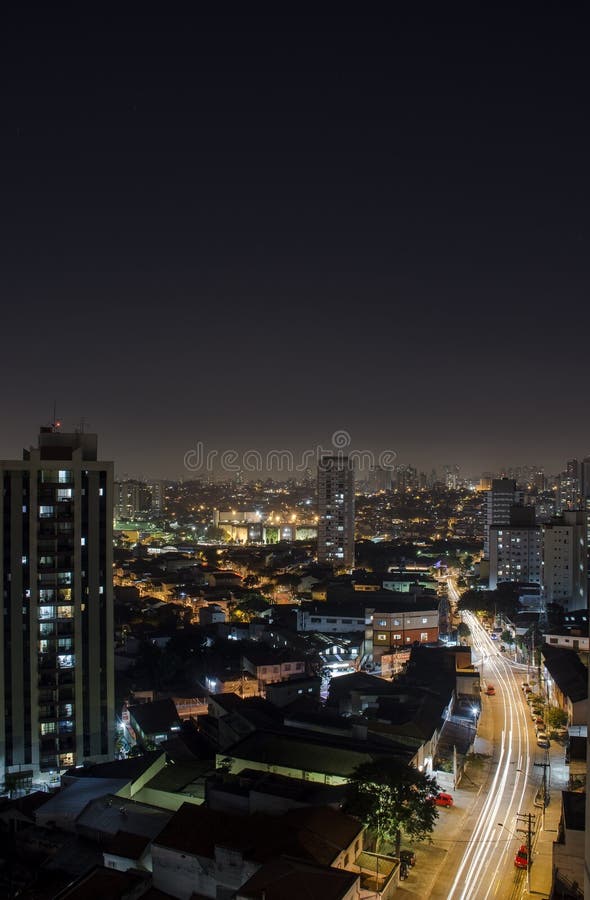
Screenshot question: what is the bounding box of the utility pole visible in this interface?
[534,754,551,828]
[516,811,536,892]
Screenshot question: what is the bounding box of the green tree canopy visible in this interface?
[546,707,568,728]
[345,758,440,855]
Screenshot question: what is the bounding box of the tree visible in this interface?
[345,758,440,856]
[205,525,230,543]
[546,707,568,728]
[457,622,471,639]
[500,630,513,645]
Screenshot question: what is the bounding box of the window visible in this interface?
[393,633,402,640]
[422,617,428,624]
[39,606,55,620]
[39,506,55,518]
[377,619,387,627]
[420,632,428,641]
[41,722,56,735]
[376,633,387,642]
[57,654,75,668]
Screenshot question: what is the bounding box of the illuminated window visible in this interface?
[41,722,56,735]
[57,654,75,668]
[39,606,55,620]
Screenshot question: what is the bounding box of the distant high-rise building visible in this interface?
[543,511,587,611]
[367,465,392,493]
[556,459,581,514]
[489,506,542,590]
[0,426,115,785]
[148,479,164,516]
[484,478,523,558]
[444,465,460,490]
[114,479,151,520]
[317,456,355,569]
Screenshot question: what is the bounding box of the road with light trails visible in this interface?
[432,580,541,900]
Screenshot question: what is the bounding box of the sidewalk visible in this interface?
[521,739,568,900]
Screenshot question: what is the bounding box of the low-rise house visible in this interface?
[151,803,366,899]
[542,645,588,725]
[241,648,306,687]
[296,604,366,633]
[265,676,321,707]
[103,831,152,872]
[235,857,362,900]
[128,699,182,748]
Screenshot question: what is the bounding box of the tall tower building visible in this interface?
[543,511,587,612]
[488,506,542,590]
[317,456,355,569]
[0,426,114,786]
[484,478,523,558]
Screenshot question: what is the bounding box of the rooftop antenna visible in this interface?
[51,402,61,432]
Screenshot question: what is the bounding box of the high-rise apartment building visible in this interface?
[489,506,542,590]
[114,479,151,521]
[0,427,114,786]
[367,466,392,493]
[542,511,587,611]
[317,456,355,569]
[484,478,523,558]
[556,459,581,514]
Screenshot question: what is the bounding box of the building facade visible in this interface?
[484,478,523,558]
[0,427,115,784]
[488,508,542,590]
[543,511,587,611]
[317,456,355,570]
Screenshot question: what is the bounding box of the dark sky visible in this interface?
[1,8,588,477]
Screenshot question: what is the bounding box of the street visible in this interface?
[400,579,555,900]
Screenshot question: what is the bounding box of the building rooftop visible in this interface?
[542,645,588,703]
[154,803,362,867]
[128,698,181,736]
[54,865,149,900]
[236,856,359,900]
[103,829,151,860]
[225,729,411,775]
[63,751,165,782]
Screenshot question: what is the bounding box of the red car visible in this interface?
[485,686,496,696]
[514,845,528,869]
[430,792,454,807]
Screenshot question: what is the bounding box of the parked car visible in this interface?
[400,849,416,867]
[429,792,454,807]
[485,686,496,696]
[514,845,528,869]
[537,733,550,749]
[524,686,533,695]
[522,682,530,689]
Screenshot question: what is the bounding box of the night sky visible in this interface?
[1,9,588,477]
